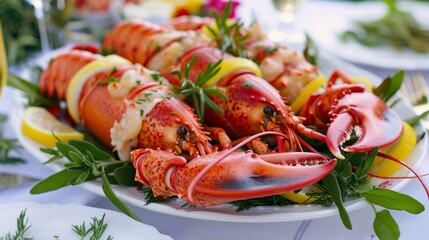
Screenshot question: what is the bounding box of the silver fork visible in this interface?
[401,73,429,130]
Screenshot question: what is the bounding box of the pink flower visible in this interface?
[205,0,240,18]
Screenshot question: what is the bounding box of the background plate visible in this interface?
[300,1,429,70]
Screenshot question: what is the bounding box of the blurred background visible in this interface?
[1,0,428,65]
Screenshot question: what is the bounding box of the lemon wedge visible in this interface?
[204,57,262,87]
[290,74,326,113]
[350,76,373,91]
[66,55,131,123]
[371,121,416,176]
[21,107,84,147]
[280,185,321,204]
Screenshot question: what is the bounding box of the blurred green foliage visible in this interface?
[0,0,41,64]
[340,0,429,53]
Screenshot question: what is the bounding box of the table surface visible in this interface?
[1,1,429,239]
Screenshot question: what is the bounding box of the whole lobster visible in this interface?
[38,49,336,206]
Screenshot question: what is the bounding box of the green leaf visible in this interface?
[30,169,83,194]
[362,188,424,214]
[374,209,400,240]
[113,165,138,186]
[68,140,115,161]
[303,33,318,65]
[56,141,81,161]
[373,70,404,102]
[407,110,429,126]
[68,151,84,165]
[322,173,352,229]
[7,73,58,106]
[204,94,224,115]
[101,170,142,222]
[355,147,378,179]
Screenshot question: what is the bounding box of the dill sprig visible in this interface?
[0,209,32,240]
[172,56,226,123]
[72,214,113,240]
[141,186,171,205]
[207,1,250,58]
[232,195,294,212]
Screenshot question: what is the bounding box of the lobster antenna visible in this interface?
[187,131,288,203]
[367,172,429,179]
[377,152,429,200]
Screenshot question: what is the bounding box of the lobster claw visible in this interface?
[130,148,335,206]
[172,151,335,206]
[326,92,403,159]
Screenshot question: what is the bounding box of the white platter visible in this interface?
[0,202,172,240]
[300,1,429,70]
[11,52,428,223]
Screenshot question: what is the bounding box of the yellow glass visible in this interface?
[0,22,7,101]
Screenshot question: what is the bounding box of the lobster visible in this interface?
[164,15,319,103]
[103,20,326,154]
[38,49,336,206]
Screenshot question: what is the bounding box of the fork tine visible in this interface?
[401,74,416,105]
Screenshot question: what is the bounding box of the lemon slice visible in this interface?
[350,76,373,91]
[280,185,321,204]
[371,121,416,176]
[290,74,326,113]
[21,107,84,147]
[204,57,262,87]
[66,55,131,123]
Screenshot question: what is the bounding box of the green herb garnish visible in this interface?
[98,76,119,86]
[7,73,58,107]
[207,1,249,58]
[172,56,226,123]
[30,139,141,222]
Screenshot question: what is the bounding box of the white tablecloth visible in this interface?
[1,1,429,239]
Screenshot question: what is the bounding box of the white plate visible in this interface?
[300,1,429,70]
[0,202,172,240]
[10,52,428,223]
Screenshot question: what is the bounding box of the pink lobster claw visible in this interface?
[301,70,403,159]
[130,147,336,206]
[327,91,403,159]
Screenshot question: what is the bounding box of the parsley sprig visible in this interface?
[207,1,249,58]
[30,139,141,222]
[172,56,226,123]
